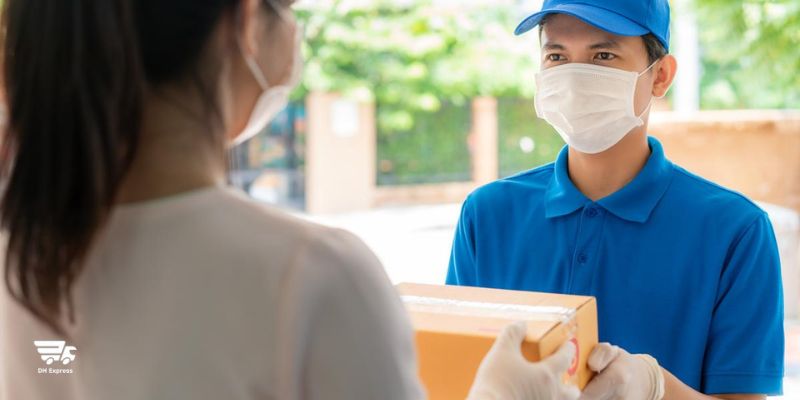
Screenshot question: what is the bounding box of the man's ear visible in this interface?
[652,54,677,98]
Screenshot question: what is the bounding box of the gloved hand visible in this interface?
[467,321,581,400]
[579,343,665,400]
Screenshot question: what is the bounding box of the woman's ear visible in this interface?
[238,0,262,56]
[652,54,677,98]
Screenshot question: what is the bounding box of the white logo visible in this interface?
[33,340,77,374]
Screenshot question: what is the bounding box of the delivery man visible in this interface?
[446,0,785,399]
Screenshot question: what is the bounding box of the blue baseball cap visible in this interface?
[515,0,671,51]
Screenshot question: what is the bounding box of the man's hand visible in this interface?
[468,321,581,400]
[579,343,665,400]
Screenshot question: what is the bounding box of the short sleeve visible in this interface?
[278,228,425,400]
[702,213,784,395]
[446,195,478,286]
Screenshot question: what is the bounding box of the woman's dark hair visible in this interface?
[0,0,255,334]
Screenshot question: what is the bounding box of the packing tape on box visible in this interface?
[401,295,578,332]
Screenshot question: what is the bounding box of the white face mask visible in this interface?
[231,19,304,147]
[534,62,657,154]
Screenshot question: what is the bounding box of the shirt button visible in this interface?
[578,253,588,264]
[586,208,599,217]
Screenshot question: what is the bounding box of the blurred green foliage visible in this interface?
[296,0,537,129]
[376,101,471,185]
[497,98,563,178]
[296,0,543,183]
[295,0,799,184]
[694,0,800,109]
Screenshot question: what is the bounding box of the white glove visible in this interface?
[467,321,581,400]
[579,343,665,400]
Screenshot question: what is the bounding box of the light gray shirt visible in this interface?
[1,186,424,400]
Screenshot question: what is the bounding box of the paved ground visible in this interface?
[305,203,459,285]
[304,203,800,398]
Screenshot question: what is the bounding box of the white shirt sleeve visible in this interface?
[274,227,425,400]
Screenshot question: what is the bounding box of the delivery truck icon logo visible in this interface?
[34,340,77,365]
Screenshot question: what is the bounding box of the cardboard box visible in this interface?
[397,283,598,400]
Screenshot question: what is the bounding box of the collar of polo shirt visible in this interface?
[544,136,675,223]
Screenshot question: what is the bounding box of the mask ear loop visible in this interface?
[635,59,664,118]
[249,0,297,90]
[637,60,659,77]
[236,3,271,91]
[242,51,270,90]
[637,96,655,119]
[264,0,295,25]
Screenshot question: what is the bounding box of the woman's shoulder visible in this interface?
[106,185,389,296]
[188,186,384,279]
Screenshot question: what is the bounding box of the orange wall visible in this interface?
[306,92,376,214]
[650,111,800,212]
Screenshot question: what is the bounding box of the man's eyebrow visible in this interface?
[542,42,566,51]
[589,39,621,50]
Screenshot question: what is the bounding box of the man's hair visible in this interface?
[539,16,668,64]
[642,33,667,64]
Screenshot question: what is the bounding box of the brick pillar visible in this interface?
[305,92,376,214]
[470,96,499,185]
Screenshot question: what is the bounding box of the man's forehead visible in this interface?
[541,14,635,48]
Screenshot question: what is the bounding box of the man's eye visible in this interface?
[547,54,564,62]
[595,52,616,61]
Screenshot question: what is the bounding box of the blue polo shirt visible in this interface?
[446,136,784,395]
